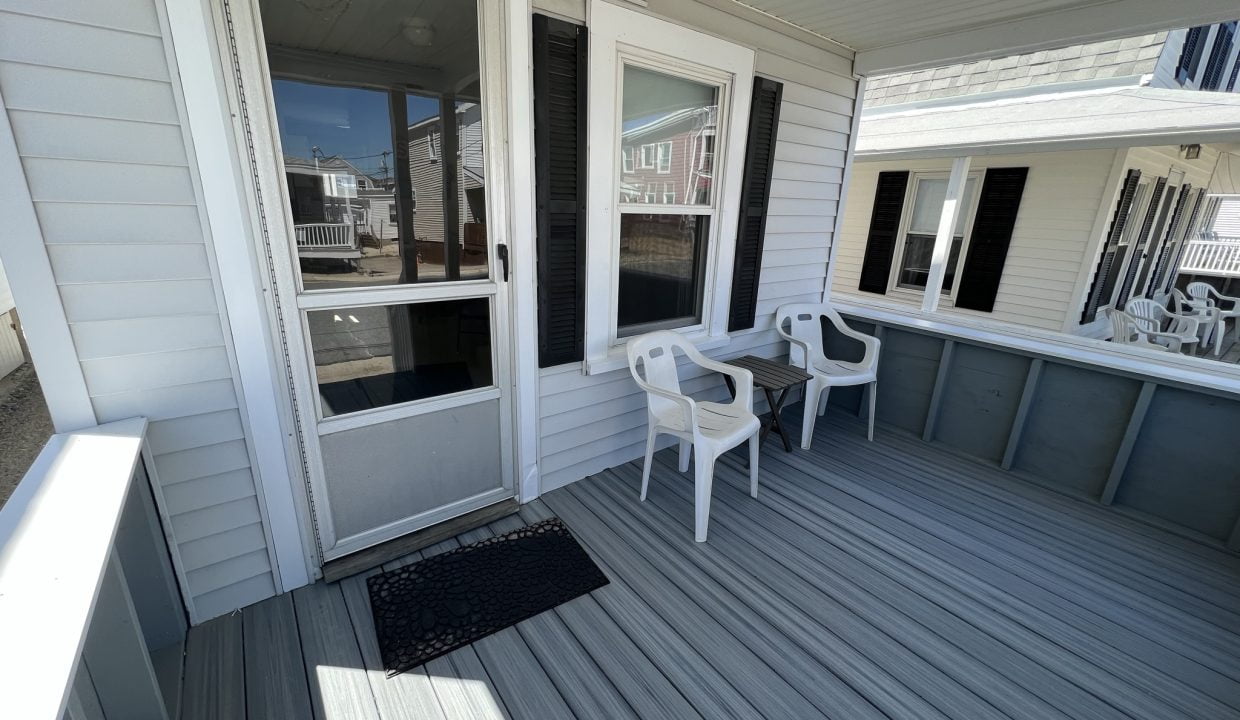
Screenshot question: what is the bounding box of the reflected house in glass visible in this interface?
[407,102,488,272]
[283,153,387,264]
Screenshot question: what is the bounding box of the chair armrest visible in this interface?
[775,326,814,370]
[1135,327,1184,352]
[826,314,882,367]
[636,382,697,431]
[692,356,755,412]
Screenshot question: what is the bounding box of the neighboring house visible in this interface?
[834,22,1240,338]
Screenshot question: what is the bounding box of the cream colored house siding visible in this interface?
[535,0,854,491]
[0,0,278,620]
[833,150,1117,331]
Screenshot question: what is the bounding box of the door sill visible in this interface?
[321,498,521,583]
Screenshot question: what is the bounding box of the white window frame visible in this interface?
[639,144,655,169]
[584,0,754,373]
[656,140,673,174]
[887,171,983,303]
[662,182,676,204]
[622,146,635,173]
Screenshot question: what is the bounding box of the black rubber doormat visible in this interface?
[367,517,608,676]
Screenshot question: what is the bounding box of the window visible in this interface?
[584,0,756,369]
[1099,181,1151,309]
[389,204,398,223]
[656,141,673,173]
[698,134,714,172]
[622,147,635,173]
[893,174,979,294]
[639,144,656,169]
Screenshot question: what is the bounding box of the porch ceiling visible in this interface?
[734,0,1240,74]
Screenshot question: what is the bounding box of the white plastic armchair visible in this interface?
[1123,297,1200,353]
[627,330,760,542]
[775,303,881,449]
[1107,308,1182,352]
[1187,282,1240,356]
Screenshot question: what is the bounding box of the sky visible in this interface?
[273,79,441,177]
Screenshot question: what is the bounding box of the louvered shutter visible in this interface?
[1082,169,1142,322]
[1178,26,1206,82]
[1146,184,1193,297]
[857,172,909,294]
[727,77,783,332]
[1161,188,1208,295]
[954,167,1028,312]
[533,15,587,368]
[1115,176,1166,306]
[1202,22,1236,90]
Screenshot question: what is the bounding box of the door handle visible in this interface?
[497,243,509,282]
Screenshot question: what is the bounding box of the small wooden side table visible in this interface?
[723,355,811,452]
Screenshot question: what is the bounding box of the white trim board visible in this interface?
[163,0,311,593]
[0,85,95,432]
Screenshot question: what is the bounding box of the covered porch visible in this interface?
[179,412,1240,719]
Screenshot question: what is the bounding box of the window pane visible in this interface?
[617,214,709,335]
[897,234,963,293]
[907,177,976,235]
[619,65,718,206]
[308,298,493,418]
[266,0,488,289]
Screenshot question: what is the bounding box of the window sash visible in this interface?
[888,172,981,298]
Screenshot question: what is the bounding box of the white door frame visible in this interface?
[188,0,540,568]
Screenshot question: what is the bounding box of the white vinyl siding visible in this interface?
[0,0,277,620]
[834,150,1117,331]
[1214,200,1240,235]
[537,3,853,491]
[0,258,12,314]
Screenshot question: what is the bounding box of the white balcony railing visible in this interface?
[1177,235,1240,278]
[0,418,186,720]
[294,222,357,249]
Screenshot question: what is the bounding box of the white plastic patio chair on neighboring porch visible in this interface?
[1123,297,1201,353]
[1187,282,1240,356]
[627,330,761,542]
[1106,308,1183,352]
[775,303,881,450]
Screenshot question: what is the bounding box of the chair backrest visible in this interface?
[1186,281,1216,303]
[1124,297,1162,334]
[776,302,844,368]
[626,330,689,420]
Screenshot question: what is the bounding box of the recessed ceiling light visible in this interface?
[401,17,435,47]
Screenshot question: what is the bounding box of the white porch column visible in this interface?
[922,156,971,313]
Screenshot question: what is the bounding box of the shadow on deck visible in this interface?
[177,411,1240,719]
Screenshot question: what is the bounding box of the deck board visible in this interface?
[180,414,1240,719]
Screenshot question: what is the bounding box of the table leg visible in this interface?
[763,387,794,452]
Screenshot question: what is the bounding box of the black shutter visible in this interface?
[1161,188,1208,294]
[954,167,1028,312]
[1178,26,1207,82]
[857,171,909,294]
[727,77,783,332]
[1202,22,1236,90]
[1228,54,1240,92]
[1146,184,1193,297]
[533,15,587,368]
[1082,169,1141,323]
[1115,176,1166,306]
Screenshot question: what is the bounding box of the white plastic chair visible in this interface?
[627,330,760,542]
[1123,297,1200,353]
[1107,308,1182,352]
[1172,288,1222,355]
[775,303,880,450]
[1187,282,1240,356]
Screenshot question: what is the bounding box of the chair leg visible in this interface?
[817,388,830,416]
[693,453,716,542]
[867,381,877,441]
[640,427,657,502]
[748,433,759,499]
[678,438,691,472]
[801,383,824,450]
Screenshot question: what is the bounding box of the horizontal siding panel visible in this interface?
[763,247,830,267]
[774,140,845,168]
[778,101,851,133]
[0,63,179,123]
[162,469,259,518]
[90,378,240,423]
[0,0,161,34]
[156,439,253,486]
[769,179,840,201]
[776,123,848,150]
[186,549,272,597]
[780,82,855,115]
[71,314,226,359]
[193,573,277,621]
[170,495,263,545]
[9,111,186,165]
[24,158,195,204]
[59,279,221,321]
[764,215,832,234]
[760,263,829,283]
[767,197,836,216]
[48,243,210,284]
[81,346,232,396]
[178,522,269,574]
[764,232,834,250]
[147,410,247,456]
[38,203,204,244]
[772,160,843,184]
[0,11,168,80]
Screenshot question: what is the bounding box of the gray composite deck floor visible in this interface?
[178,414,1240,719]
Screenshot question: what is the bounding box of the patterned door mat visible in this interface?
[366,517,609,676]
